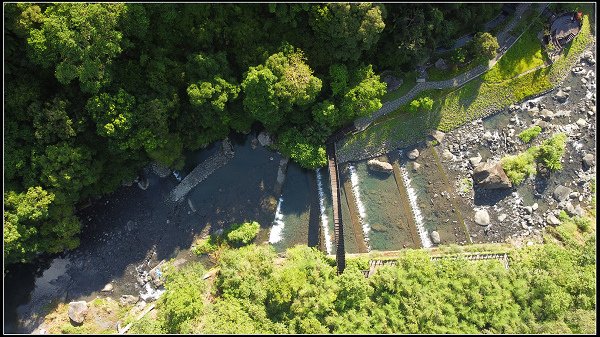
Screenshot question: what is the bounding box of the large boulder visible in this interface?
[407,149,420,160]
[472,161,512,189]
[435,58,448,70]
[474,209,490,226]
[539,109,554,121]
[553,185,572,202]
[582,153,595,170]
[546,214,561,226]
[119,295,139,306]
[257,131,273,147]
[367,159,393,174]
[68,301,88,324]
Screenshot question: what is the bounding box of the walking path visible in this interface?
[353,3,547,133]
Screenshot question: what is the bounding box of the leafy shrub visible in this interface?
[574,216,591,233]
[158,263,207,333]
[501,151,536,185]
[534,133,567,171]
[408,96,434,113]
[226,221,261,245]
[192,236,219,255]
[518,125,542,143]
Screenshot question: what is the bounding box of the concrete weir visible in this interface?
[169,139,234,202]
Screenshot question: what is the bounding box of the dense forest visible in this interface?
[4,3,502,265]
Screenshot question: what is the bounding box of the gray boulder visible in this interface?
[407,149,420,160]
[151,162,171,178]
[120,295,139,306]
[412,162,421,171]
[546,214,561,226]
[469,154,482,166]
[582,153,595,169]
[540,109,554,121]
[68,301,88,324]
[555,89,569,103]
[498,214,508,222]
[430,130,445,143]
[435,58,448,70]
[367,159,393,174]
[472,161,512,189]
[576,118,588,127]
[430,231,441,244]
[474,209,490,226]
[553,185,573,202]
[257,131,273,147]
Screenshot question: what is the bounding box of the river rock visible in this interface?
[582,50,595,65]
[257,131,273,147]
[576,118,588,127]
[151,162,171,178]
[528,106,540,115]
[430,130,445,143]
[474,209,490,226]
[532,203,539,211]
[546,214,561,226]
[101,283,113,292]
[68,301,88,324]
[430,231,441,244]
[498,214,508,222]
[472,161,512,189]
[582,153,595,169]
[564,201,576,216]
[442,149,454,160]
[407,149,420,160]
[553,185,572,202]
[413,162,421,171]
[119,295,139,306]
[469,154,482,166]
[555,89,569,103]
[367,159,393,173]
[540,109,554,121]
[525,206,533,214]
[574,205,586,217]
[483,131,493,141]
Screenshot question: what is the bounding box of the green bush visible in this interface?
[574,216,591,233]
[158,263,207,333]
[408,96,434,113]
[534,133,567,171]
[226,221,261,245]
[501,151,536,185]
[192,236,219,255]
[518,125,542,143]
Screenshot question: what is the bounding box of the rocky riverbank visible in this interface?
[437,46,596,246]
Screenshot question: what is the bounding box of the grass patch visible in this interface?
[518,125,542,143]
[192,221,261,256]
[484,20,547,83]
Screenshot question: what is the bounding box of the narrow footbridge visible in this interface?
[324,123,358,274]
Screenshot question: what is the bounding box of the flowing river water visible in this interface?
[4,54,596,333]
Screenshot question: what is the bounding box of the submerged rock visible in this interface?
[367,159,393,173]
[412,162,421,171]
[472,161,512,189]
[68,301,88,324]
[101,283,113,292]
[474,209,490,226]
